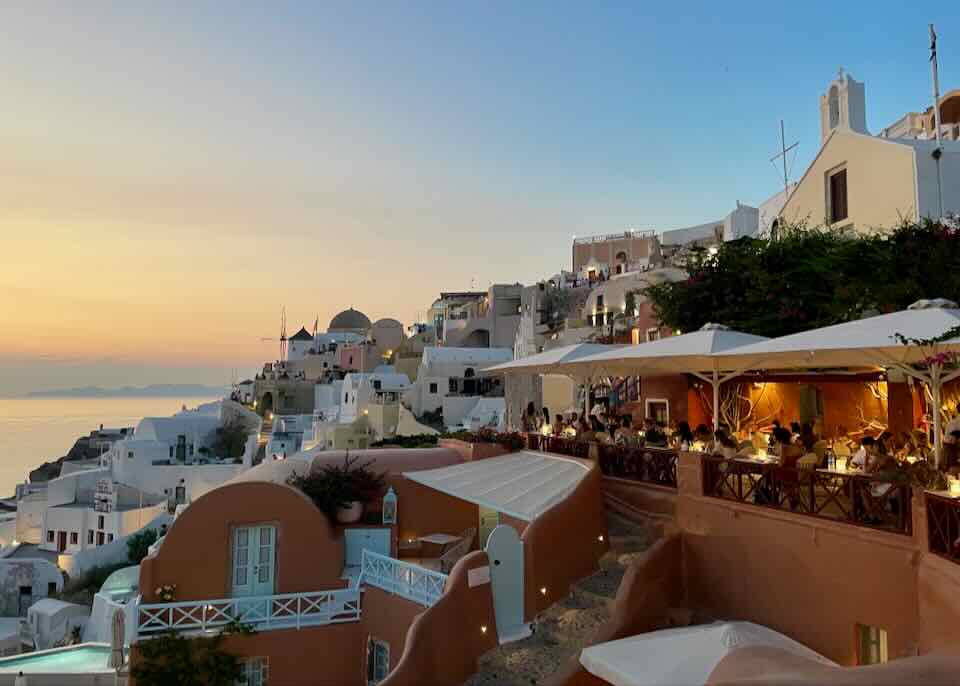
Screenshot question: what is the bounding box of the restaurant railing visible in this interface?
[926,492,960,564]
[701,454,912,536]
[522,433,678,489]
[596,444,679,488]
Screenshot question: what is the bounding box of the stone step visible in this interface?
[534,594,612,645]
[573,565,626,603]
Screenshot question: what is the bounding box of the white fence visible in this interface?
[137,588,361,637]
[360,550,448,607]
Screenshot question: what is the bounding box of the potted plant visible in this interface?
[288,455,386,523]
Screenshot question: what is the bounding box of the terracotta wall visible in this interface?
[887,381,916,436]
[360,587,425,675]
[437,438,510,462]
[389,475,479,554]
[219,624,365,686]
[382,551,499,686]
[139,481,344,603]
[676,452,919,664]
[547,534,685,686]
[601,477,677,518]
[521,464,609,620]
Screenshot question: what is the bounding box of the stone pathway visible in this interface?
[465,512,653,686]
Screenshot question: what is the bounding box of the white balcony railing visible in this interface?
[359,550,447,607]
[137,588,360,637]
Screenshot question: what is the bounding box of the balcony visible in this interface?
[136,588,361,638]
[359,550,447,607]
[701,454,912,536]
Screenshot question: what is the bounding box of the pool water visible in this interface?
[0,644,112,673]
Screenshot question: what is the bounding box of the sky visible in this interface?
[1,1,958,394]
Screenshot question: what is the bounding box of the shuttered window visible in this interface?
[829,168,848,223]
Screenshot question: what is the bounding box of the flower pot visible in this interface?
[336,501,364,523]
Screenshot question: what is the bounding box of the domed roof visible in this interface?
[329,308,372,332]
[372,318,403,329]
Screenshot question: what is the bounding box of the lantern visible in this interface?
[382,487,397,524]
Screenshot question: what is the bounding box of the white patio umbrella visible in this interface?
[711,299,960,463]
[109,608,125,671]
[553,324,770,431]
[483,343,623,418]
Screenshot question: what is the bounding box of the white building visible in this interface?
[0,558,63,617]
[29,401,259,557]
[407,347,512,425]
[340,368,412,424]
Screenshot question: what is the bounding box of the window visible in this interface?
[857,624,888,665]
[429,383,438,394]
[828,167,848,224]
[449,378,458,393]
[373,379,381,390]
[98,515,105,530]
[645,398,669,425]
[46,531,54,544]
[87,531,94,544]
[70,532,78,545]
[175,486,186,505]
[127,451,134,459]
[645,328,660,342]
[47,582,57,596]
[107,534,114,543]
[169,446,174,458]
[237,657,269,686]
[596,294,604,309]
[366,638,390,685]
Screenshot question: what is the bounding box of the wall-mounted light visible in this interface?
[540,587,547,596]
[480,625,488,634]
[597,535,604,542]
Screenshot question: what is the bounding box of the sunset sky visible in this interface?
[1,2,957,394]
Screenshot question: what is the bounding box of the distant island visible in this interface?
[24,384,227,398]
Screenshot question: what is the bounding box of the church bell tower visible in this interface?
[820,69,868,143]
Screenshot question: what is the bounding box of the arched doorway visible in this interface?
[259,392,273,417]
[614,251,628,275]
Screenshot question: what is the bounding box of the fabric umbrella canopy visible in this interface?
[482,343,623,376]
[710,299,960,462]
[552,324,770,430]
[109,608,125,670]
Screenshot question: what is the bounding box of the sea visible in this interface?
[0,396,220,498]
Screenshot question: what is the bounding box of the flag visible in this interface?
[930,24,937,61]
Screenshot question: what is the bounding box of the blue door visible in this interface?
[485,524,528,643]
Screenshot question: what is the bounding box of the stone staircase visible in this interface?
[465,512,654,686]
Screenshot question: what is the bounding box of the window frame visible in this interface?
[826,165,849,225]
[645,398,670,424]
[645,327,661,343]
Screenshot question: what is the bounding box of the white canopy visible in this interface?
[402,451,590,521]
[555,325,769,377]
[483,343,623,376]
[710,300,960,371]
[579,621,835,686]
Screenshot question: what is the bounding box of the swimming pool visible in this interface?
[0,644,112,673]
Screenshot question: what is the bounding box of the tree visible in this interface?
[127,528,159,564]
[131,622,255,686]
[644,219,960,337]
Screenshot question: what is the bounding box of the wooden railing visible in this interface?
[523,433,678,489]
[927,492,960,563]
[701,455,912,535]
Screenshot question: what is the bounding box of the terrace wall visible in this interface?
[388,475,478,555]
[521,463,609,620]
[382,551,498,686]
[360,587,425,675]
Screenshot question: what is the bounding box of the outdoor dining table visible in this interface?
[417,533,462,555]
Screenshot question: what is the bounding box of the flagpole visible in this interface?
[930,24,945,219]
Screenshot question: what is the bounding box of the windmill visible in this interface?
[259,307,288,362]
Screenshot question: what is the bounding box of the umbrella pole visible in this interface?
[932,363,943,467]
[712,366,720,433]
[584,377,592,418]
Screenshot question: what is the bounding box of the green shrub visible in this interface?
[127,528,160,564]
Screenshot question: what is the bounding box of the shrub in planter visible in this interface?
[287,455,386,521]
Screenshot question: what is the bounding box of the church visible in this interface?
[777,70,960,233]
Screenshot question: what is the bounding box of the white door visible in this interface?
[478,506,500,550]
[345,528,392,568]
[485,524,527,643]
[232,525,276,598]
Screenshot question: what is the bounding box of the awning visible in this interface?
[482,343,622,376]
[402,451,590,521]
